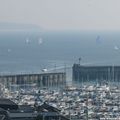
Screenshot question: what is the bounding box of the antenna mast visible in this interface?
[79,57,81,65]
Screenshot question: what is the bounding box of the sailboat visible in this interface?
[38,38,43,45]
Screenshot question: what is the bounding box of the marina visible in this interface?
[1,0,120,119]
[0,63,120,119]
[0,81,120,120]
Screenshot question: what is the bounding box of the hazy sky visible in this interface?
[0,0,120,30]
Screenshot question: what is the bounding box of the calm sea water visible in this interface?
[0,30,120,81]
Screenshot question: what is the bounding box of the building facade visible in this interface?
[72,64,120,84]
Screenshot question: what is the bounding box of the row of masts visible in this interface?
[78,58,119,85]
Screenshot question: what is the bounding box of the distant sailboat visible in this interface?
[38,38,43,45]
[26,38,30,44]
[96,35,101,44]
[114,45,119,50]
[7,49,11,53]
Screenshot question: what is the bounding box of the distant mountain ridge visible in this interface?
[0,22,42,31]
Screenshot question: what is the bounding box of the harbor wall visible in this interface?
[72,64,120,84]
[0,72,66,89]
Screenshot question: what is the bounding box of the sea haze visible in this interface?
[0,30,120,80]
